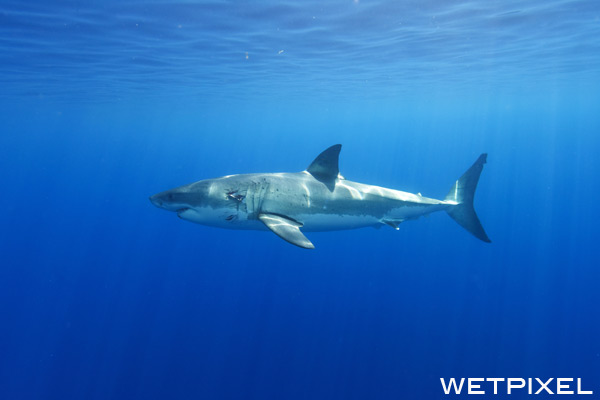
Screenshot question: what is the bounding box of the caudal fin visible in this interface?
[445,154,491,243]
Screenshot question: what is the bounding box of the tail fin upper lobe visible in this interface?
[445,154,491,243]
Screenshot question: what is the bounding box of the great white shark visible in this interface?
[150,145,490,249]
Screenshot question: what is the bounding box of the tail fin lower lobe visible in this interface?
[445,154,491,243]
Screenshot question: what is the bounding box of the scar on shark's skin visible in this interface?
[226,190,244,202]
[150,144,490,249]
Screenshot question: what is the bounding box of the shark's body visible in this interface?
[150,145,490,248]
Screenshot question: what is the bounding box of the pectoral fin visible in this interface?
[258,213,315,249]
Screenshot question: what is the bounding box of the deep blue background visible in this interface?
[1,1,599,399]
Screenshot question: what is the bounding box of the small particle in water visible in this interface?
[278,50,284,55]
[245,52,249,60]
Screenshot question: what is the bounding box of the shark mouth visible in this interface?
[176,208,189,217]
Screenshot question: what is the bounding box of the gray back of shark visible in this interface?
[150,144,490,249]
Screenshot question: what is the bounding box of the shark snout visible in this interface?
[149,194,163,208]
[149,189,191,212]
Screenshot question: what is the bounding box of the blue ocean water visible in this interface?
[1,0,599,399]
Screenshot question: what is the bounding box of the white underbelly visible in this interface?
[179,207,266,230]
[296,213,379,232]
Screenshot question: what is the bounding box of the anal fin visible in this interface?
[382,219,403,230]
[258,213,315,249]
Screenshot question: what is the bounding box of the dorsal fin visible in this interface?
[306,144,342,191]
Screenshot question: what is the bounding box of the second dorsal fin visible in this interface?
[306,144,341,191]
